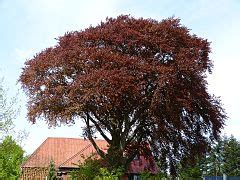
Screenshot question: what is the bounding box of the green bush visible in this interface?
[47,160,56,180]
[140,170,166,180]
[70,156,124,180]
[94,167,124,180]
[70,156,102,179]
[140,170,151,179]
[0,136,24,179]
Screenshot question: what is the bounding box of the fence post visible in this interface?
[223,174,227,180]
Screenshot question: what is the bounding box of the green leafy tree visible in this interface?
[0,78,27,143]
[222,135,240,176]
[179,165,202,180]
[204,138,224,176]
[0,79,17,140]
[0,136,24,179]
[48,160,56,180]
[0,79,27,179]
[179,135,240,177]
[201,135,240,176]
[20,15,226,175]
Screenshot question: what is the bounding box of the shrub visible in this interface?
[94,167,124,180]
[47,160,56,180]
[70,156,102,179]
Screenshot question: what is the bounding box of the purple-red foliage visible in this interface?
[20,15,226,175]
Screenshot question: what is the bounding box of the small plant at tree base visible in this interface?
[140,170,151,179]
[48,160,56,180]
[179,166,202,180]
[70,156,102,179]
[140,170,169,180]
[94,167,124,180]
[70,155,124,179]
[155,173,168,180]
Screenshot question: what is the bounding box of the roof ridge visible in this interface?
[21,137,50,167]
[59,143,93,167]
[47,137,83,140]
[46,137,106,141]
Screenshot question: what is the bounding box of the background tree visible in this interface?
[47,160,56,180]
[0,136,24,179]
[178,157,203,179]
[0,78,28,179]
[178,135,240,178]
[0,79,18,140]
[222,135,240,176]
[204,137,225,176]
[200,135,240,177]
[0,78,27,143]
[20,15,226,175]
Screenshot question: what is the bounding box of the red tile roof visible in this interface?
[22,137,108,168]
[22,137,158,174]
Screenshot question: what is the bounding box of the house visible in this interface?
[21,137,158,179]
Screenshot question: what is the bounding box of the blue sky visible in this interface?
[0,0,240,154]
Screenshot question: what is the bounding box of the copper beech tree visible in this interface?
[20,15,226,175]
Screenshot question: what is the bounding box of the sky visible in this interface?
[0,0,240,154]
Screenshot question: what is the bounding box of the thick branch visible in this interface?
[92,111,113,133]
[125,132,145,166]
[84,113,106,159]
[87,112,111,144]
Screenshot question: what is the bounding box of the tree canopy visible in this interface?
[0,136,24,179]
[178,135,240,178]
[0,78,27,143]
[222,136,240,176]
[20,15,226,175]
[0,79,17,140]
[0,79,27,179]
